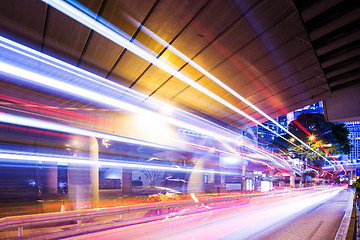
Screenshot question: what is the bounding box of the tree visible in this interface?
[141,169,163,188]
[273,113,352,166]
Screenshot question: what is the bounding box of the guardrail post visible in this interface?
[18,226,23,237]
[120,214,123,221]
[77,219,81,227]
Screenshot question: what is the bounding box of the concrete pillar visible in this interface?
[68,136,99,210]
[43,162,58,194]
[269,170,274,190]
[280,179,285,187]
[68,163,91,210]
[354,170,357,181]
[353,170,356,181]
[241,178,246,191]
[208,170,214,184]
[89,137,99,208]
[188,156,204,193]
[241,165,247,191]
[290,174,295,188]
[121,168,132,194]
[214,169,221,194]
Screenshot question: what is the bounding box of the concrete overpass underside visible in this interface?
[0,0,359,131]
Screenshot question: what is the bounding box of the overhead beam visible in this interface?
[323,80,360,122]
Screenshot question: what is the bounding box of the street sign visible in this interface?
[356,169,360,177]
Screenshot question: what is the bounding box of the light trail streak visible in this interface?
[42,0,336,171]
[293,119,345,174]
[119,5,339,171]
[0,61,142,114]
[1,112,278,171]
[0,93,104,124]
[186,142,276,170]
[0,150,237,175]
[307,169,319,177]
[0,37,286,170]
[0,33,243,143]
[56,186,347,240]
[166,187,344,240]
[0,104,96,130]
[0,123,85,140]
[0,112,181,152]
[42,0,315,170]
[304,162,333,177]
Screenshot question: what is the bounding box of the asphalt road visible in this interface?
[59,186,353,240]
[257,186,354,240]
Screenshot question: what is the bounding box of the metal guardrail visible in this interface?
[1,188,328,238]
[0,193,257,237]
[0,201,191,237]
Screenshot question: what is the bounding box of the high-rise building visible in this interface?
[346,121,360,162]
[244,101,359,160]
[244,115,288,151]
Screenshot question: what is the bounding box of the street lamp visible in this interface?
[309,135,315,141]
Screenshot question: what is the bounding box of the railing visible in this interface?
[0,193,257,238]
[1,188,341,238]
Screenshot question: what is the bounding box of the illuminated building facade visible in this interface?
[346,121,360,162]
[244,115,288,151]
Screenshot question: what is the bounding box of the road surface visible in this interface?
[58,186,352,240]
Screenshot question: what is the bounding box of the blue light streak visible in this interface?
[0,112,180,151]
[0,150,237,175]
[0,36,289,170]
[41,0,337,171]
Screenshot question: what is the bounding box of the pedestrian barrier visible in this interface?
[0,193,255,237]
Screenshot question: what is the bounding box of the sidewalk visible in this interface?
[357,197,360,240]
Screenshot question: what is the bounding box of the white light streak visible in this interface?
[0,38,287,170]
[0,150,236,175]
[0,112,179,151]
[39,2,284,144]
[123,11,340,171]
[42,0,336,171]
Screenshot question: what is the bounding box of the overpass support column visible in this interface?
[43,162,58,194]
[68,137,99,210]
[208,171,214,184]
[214,167,222,194]
[121,168,132,194]
[354,170,357,181]
[269,170,274,190]
[290,174,295,188]
[241,165,246,191]
[188,156,205,193]
[349,170,357,184]
[90,137,99,208]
